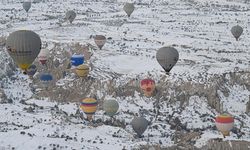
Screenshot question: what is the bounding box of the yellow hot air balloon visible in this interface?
[6,30,41,74]
[80,98,98,121]
[75,64,89,78]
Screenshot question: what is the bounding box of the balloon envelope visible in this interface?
[66,10,76,24]
[123,3,135,17]
[231,25,243,41]
[156,47,179,74]
[103,100,119,117]
[39,73,53,88]
[215,113,234,137]
[6,30,41,72]
[23,2,31,13]
[75,64,89,78]
[80,98,98,120]
[40,73,53,81]
[94,35,106,50]
[140,79,156,97]
[38,49,49,65]
[71,54,84,67]
[131,117,148,137]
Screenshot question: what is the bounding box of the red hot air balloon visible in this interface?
[215,113,234,138]
[140,79,156,97]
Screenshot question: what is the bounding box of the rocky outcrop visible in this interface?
[246,95,250,113]
[0,37,16,79]
[0,88,9,104]
[201,139,250,150]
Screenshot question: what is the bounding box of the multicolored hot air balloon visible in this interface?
[140,79,156,97]
[66,10,76,24]
[103,99,119,117]
[94,35,106,50]
[156,47,179,74]
[23,1,31,13]
[80,98,98,121]
[71,54,84,68]
[6,30,41,74]
[131,117,148,138]
[40,73,53,89]
[215,113,234,138]
[231,25,243,41]
[26,64,37,79]
[75,64,89,78]
[123,3,135,17]
[38,49,49,65]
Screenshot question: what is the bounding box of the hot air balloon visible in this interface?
[131,117,148,138]
[40,73,53,89]
[215,113,234,138]
[66,10,76,24]
[26,64,37,79]
[231,25,243,41]
[140,79,156,97]
[6,30,41,74]
[103,99,119,117]
[94,35,106,50]
[80,98,98,121]
[75,64,89,78]
[156,47,179,74]
[123,3,135,17]
[38,49,49,65]
[71,54,84,68]
[23,1,31,13]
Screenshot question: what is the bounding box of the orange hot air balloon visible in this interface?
[140,79,156,97]
[80,98,98,121]
[215,113,234,138]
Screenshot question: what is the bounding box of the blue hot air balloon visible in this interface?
[40,73,53,89]
[71,54,84,68]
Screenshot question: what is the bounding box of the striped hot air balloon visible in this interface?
[215,113,234,137]
[80,98,98,121]
[140,79,156,97]
[156,47,179,74]
[6,30,41,74]
[75,64,89,78]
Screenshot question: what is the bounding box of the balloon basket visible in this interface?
[222,131,230,138]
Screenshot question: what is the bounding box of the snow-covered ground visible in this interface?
[0,0,250,149]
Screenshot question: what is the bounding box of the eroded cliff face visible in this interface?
[31,43,250,115]
[0,38,16,79]
[200,139,250,150]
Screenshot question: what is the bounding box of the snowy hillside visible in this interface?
[0,0,250,149]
